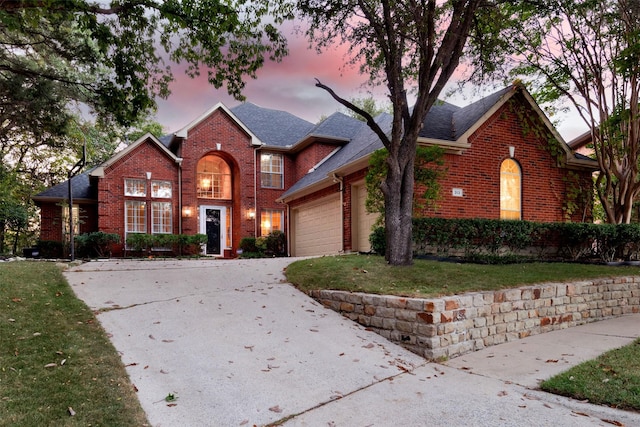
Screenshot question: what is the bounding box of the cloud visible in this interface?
[155,27,586,141]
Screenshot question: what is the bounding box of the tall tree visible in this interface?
[0,1,291,130]
[298,0,487,265]
[484,0,640,224]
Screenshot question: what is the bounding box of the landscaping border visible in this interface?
[308,276,640,360]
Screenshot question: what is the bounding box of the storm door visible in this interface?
[199,206,227,255]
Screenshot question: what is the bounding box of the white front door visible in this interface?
[199,206,227,255]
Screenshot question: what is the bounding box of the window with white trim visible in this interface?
[152,180,172,198]
[197,155,232,199]
[152,202,172,234]
[260,153,283,189]
[125,178,146,196]
[125,200,146,237]
[260,209,283,236]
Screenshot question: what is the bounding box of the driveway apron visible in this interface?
[65,258,426,426]
[65,258,640,427]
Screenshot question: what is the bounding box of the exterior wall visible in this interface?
[419,98,593,222]
[293,143,339,181]
[38,203,97,242]
[310,276,640,360]
[96,141,180,256]
[179,109,262,254]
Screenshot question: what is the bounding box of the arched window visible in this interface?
[197,155,231,199]
[500,158,521,220]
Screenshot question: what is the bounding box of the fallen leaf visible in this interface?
[44,363,57,368]
[162,339,174,343]
[362,343,375,349]
[60,359,66,366]
[239,420,249,425]
[572,411,590,417]
[148,335,155,340]
[133,384,139,392]
[167,403,177,407]
[11,298,22,303]
[600,419,624,426]
[269,405,283,413]
[125,362,138,367]
[68,407,76,417]
[497,390,508,397]
[545,359,558,363]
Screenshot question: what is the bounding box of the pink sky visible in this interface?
[154,28,587,142]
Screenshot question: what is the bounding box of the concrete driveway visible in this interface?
[65,258,426,426]
[65,258,640,427]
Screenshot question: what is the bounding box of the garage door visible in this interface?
[352,183,379,253]
[291,194,341,256]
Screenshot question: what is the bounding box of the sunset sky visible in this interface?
[154,26,587,142]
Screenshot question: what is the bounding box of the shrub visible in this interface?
[265,230,286,256]
[369,226,385,255]
[37,240,63,258]
[75,232,120,258]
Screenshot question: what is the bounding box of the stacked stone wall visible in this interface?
[309,277,640,360]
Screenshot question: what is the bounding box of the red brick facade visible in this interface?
[35,90,595,258]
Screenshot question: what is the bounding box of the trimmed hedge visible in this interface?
[370,218,640,264]
[125,233,207,257]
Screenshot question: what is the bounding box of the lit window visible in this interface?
[197,155,232,199]
[152,181,172,198]
[152,202,172,234]
[125,179,146,196]
[260,209,283,236]
[62,205,80,241]
[500,159,521,220]
[260,153,283,189]
[125,200,146,235]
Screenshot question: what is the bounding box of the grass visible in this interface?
[285,254,640,298]
[0,261,148,427]
[541,339,640,411]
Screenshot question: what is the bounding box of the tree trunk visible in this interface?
[383,137,416,265]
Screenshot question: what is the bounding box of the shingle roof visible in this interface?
[230,103,315,147]
[32,169,96,202]
[302,112,363,141]
[280,114,391,198]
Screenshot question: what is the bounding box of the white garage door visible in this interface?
[292,194,341,256]
[352,183,379,253]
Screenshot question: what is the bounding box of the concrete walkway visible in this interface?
[65,258,640,427]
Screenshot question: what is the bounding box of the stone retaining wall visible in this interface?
[308,277,640,360]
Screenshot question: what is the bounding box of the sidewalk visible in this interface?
[66,259,640,427]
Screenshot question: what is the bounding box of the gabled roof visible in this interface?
[91,133,182,178]
[32,169,97,203]
[230,102,315,148]
[279,114,391,202]
[282,112,364,153]
[279,84,597,203]
[172,102,262,146]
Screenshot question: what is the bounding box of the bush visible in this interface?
[75,232,120,258]
[239,231,287,258]
[369,226,385,255]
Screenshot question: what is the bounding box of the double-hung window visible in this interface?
[260,153,283,189]
[260,209,283,236]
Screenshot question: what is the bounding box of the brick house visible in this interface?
[33,84,597,258]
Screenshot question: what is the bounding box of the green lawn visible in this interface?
[0,261,148,427]
[286,254,639,298]
[541,339,640,411]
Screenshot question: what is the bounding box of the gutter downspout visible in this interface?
[332,173,344,253]
[178,158,183,235]
[253,146,259,237]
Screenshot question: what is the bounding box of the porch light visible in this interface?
[146,171,152,180]
[247,209,255,220]
[182,206,193,218]
[509,146,515,158]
